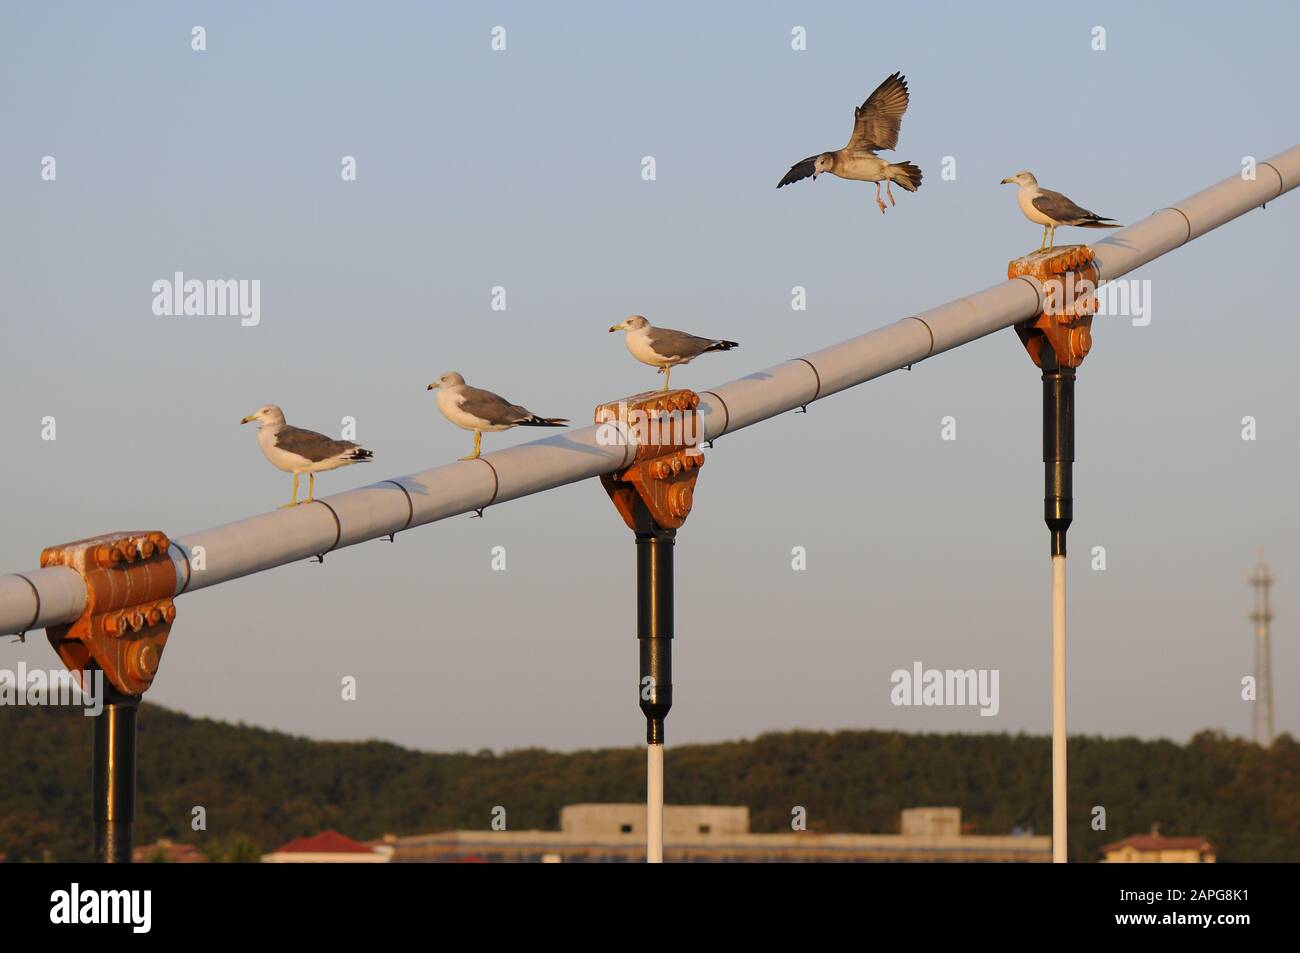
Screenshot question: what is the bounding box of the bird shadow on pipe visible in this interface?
[523,431,629,463]
[1091,234,1140,253]
[377,478,429,498]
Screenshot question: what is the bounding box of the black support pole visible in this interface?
[636,519,674,862]
[93,682,139,863]
[1042,350,1075,556]
[636,523,674,744]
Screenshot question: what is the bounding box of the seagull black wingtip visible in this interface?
[777,156,818,189]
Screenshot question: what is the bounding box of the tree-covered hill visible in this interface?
[1,703,1296,861]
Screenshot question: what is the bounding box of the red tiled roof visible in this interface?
[1101,834,1214,853]
[274,830,375,854]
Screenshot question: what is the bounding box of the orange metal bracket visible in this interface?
[1009,245,1099,368]
[596,389,705,531]
[40,531,176,697]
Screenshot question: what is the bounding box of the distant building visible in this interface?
[1101,827,1216,863]
[394,805,1050,863]
[901,806,961,838]
[132,838,207,863]
[261,829,392,863]
[560,803,749,839]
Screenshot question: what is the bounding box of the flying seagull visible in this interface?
[240,405,373,508]
[428,372,568,461]
[1000,171,1120,251]
[777,71,923,214]
[609,315,739,391]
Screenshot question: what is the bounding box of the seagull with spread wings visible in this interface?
[241,405,373,507]
[428,373,568,461]
[1000,171,1120,251]
[777,71,923,214]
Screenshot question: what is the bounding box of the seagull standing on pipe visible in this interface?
[428,372,568,461]
[241,405,373,508]
[1000,171,1121,251]
[776,71,923,214]
[609,316,739,391]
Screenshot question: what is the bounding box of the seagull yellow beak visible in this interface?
[427,382,436,390]
[608,324,620,332]
[240,414,256,424]
[1000,177,1012,185]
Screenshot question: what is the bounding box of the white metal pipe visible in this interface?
[1051,554,1067,863]
[1,145,1298,633]
[0,567,87,637]
[168,426,635,594]
[1092,154,1298,281]
[647,742,664,863]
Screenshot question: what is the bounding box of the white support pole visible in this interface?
[1051,553,1067,863]
[647,742,664,863]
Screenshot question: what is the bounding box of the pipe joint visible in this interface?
[597,389,705,532]
[1009,245,1099,370]
[40,531,177,697]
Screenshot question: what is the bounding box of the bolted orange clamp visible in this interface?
[596,389,705,531]
[40,531,177,697]
[1009,244,1099,368]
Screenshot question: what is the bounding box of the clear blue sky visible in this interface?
[1,1,1296,752]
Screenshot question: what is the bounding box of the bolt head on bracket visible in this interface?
[40,531,176,697]
[595,389,705,532]
[1009,244,1099,369]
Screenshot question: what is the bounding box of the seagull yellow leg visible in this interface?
[1048,224,1056,250]
[1040,225,1049,251]
[885,176,896,207]
[662,366,672,391]
[304,473,315,504]
[279,473,300,509]
[460,430,482,461]
[874,182,887,215]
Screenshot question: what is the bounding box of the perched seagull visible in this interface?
[427,372,568,460]
[240,405,373,508]
[609,315,739,391]
[777,71,923,214]
[1000,171,1120,251]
